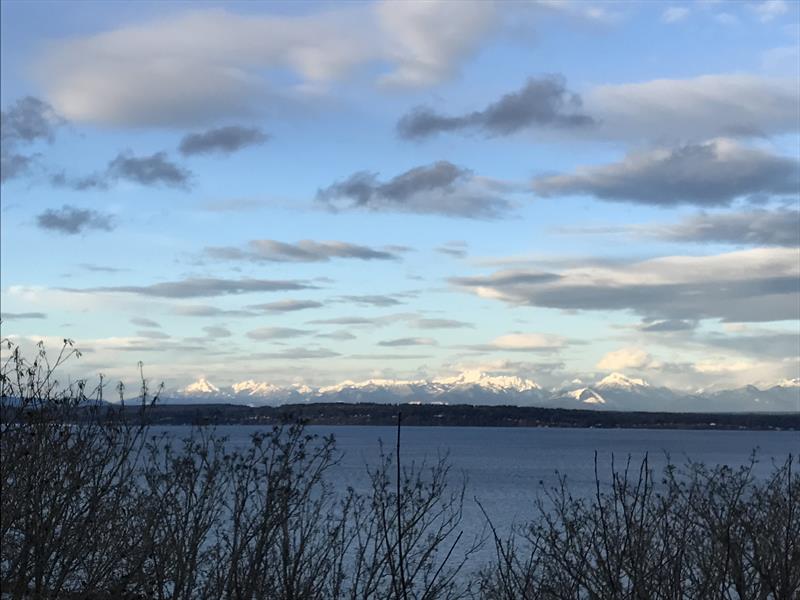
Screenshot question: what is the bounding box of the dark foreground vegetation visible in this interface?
[105,401,800,430]
[2,340,799,599]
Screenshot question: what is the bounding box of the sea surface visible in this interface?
[158,425,798,545]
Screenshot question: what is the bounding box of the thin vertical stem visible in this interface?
[396,411,408,600]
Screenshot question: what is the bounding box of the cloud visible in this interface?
[397,75,594,139]
[451,247,800,322]
[64,277,313,298]
[486,333,566,352]
[585,75,799,141]
[130,317,161,328]
[36,205,114,235]
[248,299,324,312]
[654,208,800,246]
[246,327,311,340]
[107,151,191,188]
[80,264,129,273]
[205,239,399,262]
[596,348,655,371]
[172,305,257,317]
[378,337,437,347]
[253,348,340,359]
[317,161,514,218]
[33,4,504,127]
[178,125,269,156]
[640,319,697,332]
[703,330,800,359]
[137,329,170,340]
[1,312,46,320]
[316,330,356,340]
[533,139,799,207]
[753,0,788,22]
[1,96,62,182]
[436,241,468,258]
[337,294,405,307]
[414,318,474,329]
[202,325,232,339]
[661,6,690,23]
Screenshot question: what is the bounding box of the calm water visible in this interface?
[159,425,798,542]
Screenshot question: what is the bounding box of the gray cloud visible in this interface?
[202,325,232,339]
[36,205,114,235]
[179,125,269,156]
[80,263,129,273]
[317,161,513,218]
[253,348,340,360]
[378,337,437,347]
[413,318,474,329]
[655,208,800,246]
[534,140,799,207]
[451,248,800,323]
[704,331,800,359]
[246,327,311,340]
[131,317,161,328]
[173,305,257,317]
[337,294,405,307]
[1,97,62,182]
[316,330,356,341]
[1,312,46,320]
[398,75,594,139]
[205,239,399,263]
[108,151,191,188]
[308,316,376,326]
[137,329,170,340]
[249,299,324,313]
[436,241,468,258]
[64,277,313,298]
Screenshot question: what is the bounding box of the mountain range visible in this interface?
[176,371,800,413]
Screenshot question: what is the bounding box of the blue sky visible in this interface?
[1,0,798,395]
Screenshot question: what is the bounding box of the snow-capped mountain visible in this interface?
[174,371,800,413]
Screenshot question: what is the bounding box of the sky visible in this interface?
[1,0,799,395]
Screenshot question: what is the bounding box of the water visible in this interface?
[157,425,798,541]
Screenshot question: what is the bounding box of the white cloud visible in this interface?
[753,0,789,22]
[662,6,690,23]
[489,333,566,351]
[596,347,655,371]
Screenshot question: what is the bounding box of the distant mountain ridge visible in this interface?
[175,372,800,413]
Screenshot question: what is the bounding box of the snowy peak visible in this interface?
[433,370,542,392]
[596,373,650,390]
[773,378,800,389]
[567,387,606,405]
[181,378,220,394]
[232,380,283,396]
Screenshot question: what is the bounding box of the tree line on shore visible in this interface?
[2,339,799,599]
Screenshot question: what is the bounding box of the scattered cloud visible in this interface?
[249,299,324,313]
[130,317,161,328]
[253,347,340,359]
[36,205,114,235]
[397,75,593,139]
[1,96,62,182]
[533,139,799,207]
[451,248,800,322]
[137,329,170,340]
[202,325,232,339]
[596,347,656,371]
[1,312,46,320]
[107,151,191,188]
[172,305,257,317]
[414,318,474,329]
[337,294,405,307]
[79,264,129,273]
[317,161,514,218]
[753,0,789,22]
[661,6,690,23]
[63,277,314,298]
[654,208,800,246]
[640,319,697,332]
[486,333,566,352]
[316,330,356,341]
[179,125,269,156]
[436,241,468,258]
[205,239,399,262]
[378,337,437,347]
[246,327,311,340]
[585,75,799,141]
